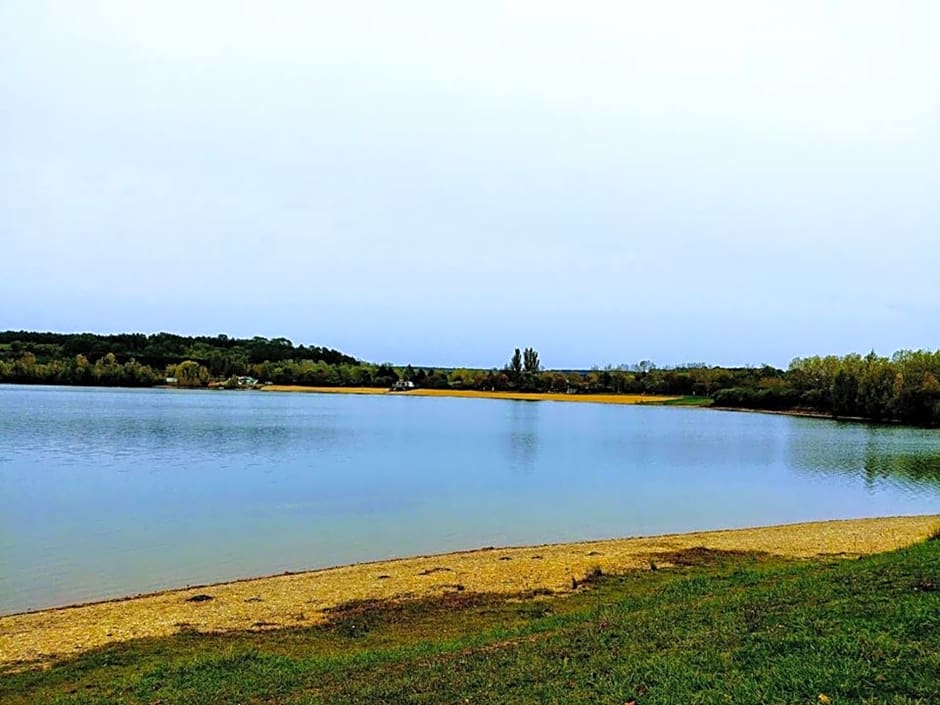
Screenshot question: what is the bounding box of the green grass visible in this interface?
[3,542,938,704]
[659,395,714,407]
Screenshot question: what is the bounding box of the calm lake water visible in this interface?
[1,384,939,614]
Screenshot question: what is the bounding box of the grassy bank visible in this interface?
[657,395,714,407]
[2,517,935,670]
[261,385,681,405]
[3,531,938,704]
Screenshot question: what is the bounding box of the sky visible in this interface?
[1,1,938,369]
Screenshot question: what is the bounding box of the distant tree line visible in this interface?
[0,351,165,387]
[2,332,939,426]
[0,331,358,386]
[714,351,940,426]
[0,331,356,373]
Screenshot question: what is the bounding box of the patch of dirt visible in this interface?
[645,546,770,567]
[417,567,453,576]
[184,594,214,603]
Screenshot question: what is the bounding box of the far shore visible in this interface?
[260,385,681,405]
[709,405,898,425]
[2,514,936,669]
[256,385,906,425]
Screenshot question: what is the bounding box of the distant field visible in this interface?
[261,385,680,405]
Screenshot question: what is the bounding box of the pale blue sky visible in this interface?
[2,2,938,368]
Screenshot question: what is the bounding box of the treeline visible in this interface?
[234,347,940,426]
[435,348,782,398]
[2,332,939,426]
[713,351,940,426]
[0,352,165,387]
[432,350,940,425]
[0,331,357,375]
[0,331,358,385]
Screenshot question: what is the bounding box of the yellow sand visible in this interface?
[2,515,936,669]
[261,385,390,395]
[261,385,679,405]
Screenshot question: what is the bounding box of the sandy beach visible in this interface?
[260,385,681,405]
[2,515,936,669]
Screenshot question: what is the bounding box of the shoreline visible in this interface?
[2,383,930,426]
[259,385,926,426]
[2,514,936,668]
[260,385,681,405]
[709,405,906,425]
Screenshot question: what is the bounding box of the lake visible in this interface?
[1,384,938,615]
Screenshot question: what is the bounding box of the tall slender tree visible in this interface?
[509,348,523,377]
[523,347,540,374]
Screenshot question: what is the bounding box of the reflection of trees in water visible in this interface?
[787,420,940,492]
[32,413,348,464]
[508,401,539,471]
[861,449,940,492]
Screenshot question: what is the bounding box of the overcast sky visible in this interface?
[1,1,938,368]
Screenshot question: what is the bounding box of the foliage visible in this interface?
[2,332,940,425]
[509,348,523,379]
[0,330,356,376]
[523,347,540,374]
[0,350,164,387]
[171,360,209,387]
[0,331,358,389]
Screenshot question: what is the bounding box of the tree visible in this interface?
[71,354,91,385]
[373,364,399,388]
[523,347,540,374]
[448,368,474,387]
[830,369,859,416]
[12,352,37,380]
[93,352,122,385]
[424,369,450,389]
[175,360,209,387]
[510,348,523,375]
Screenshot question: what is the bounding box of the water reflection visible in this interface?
[862,451,940,492]
[507,401,539,471]
[786,419,940,493]
[2,386,938,615]
[9,400,349,466]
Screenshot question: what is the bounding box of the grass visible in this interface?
[7,516,932,666]
[3,540,938,704]
[658,395,715,407]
